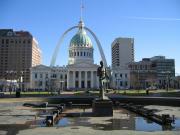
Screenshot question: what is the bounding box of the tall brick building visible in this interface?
[0,29,41,88]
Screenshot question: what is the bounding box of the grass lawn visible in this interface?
[4,91,50,95]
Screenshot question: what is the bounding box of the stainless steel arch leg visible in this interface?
[84,27,107,67]
[50,26,78,67]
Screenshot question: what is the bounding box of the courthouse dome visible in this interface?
[70,21,92,48]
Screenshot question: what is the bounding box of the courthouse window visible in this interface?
[35,73,37,78]
[75,71,78,78]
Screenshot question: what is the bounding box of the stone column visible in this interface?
[94,71,96,88]
[85,71,87,88]
[67,71,69,89]
[73,71,75,88]
[91,71,94,88]
[78,71,81,88]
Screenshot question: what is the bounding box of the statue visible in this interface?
[97,61,109,99]
[93,61,113,116]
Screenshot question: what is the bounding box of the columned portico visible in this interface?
[73,71,75,88]
[66,65,99,89]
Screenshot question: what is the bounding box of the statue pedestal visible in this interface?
[92,98,113,116]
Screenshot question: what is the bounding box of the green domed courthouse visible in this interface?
[30,20,100,90]
[68,20,94,65]
[66,20,99,89]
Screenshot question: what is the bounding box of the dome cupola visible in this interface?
[70,21,92,48]
[68,20,94,65]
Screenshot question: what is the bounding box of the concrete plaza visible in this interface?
[0,98,180,135]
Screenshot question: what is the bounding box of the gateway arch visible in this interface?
[50,22,107,67]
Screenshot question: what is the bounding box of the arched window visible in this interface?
[84,52,86,56]
[77,52,79,56]
[74,52,76,56]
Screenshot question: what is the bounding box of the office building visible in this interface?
[128,58,157,89]
[150,56,175,89]
[0,29,41,89]
[111,37,134,89]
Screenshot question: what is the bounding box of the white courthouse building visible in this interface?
[30,20,101,90]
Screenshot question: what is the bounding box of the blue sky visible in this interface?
[0,0,180,74]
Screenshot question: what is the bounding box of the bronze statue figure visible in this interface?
[97,61,109,99]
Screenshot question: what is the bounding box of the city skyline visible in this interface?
[0,0,180,73]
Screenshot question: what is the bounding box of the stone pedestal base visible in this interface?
[92,99,113,116]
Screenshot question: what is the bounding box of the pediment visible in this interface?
[31,64,51,71]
